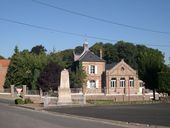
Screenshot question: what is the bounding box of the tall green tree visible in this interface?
[70,62,87,88]
[103,43,118,64]
[31,45,47,55]
[48,50,72,68]
[74,46,84,55]
[137,45,164,99]
[158,72,170,95]
[114,41,138,69]
[90,42,104,56]
[5,46,48,89]
[157,65,170,95]
[0,55,4,59]
[90,42,118,64]
[37,62,63,92]
[58,49,74,68]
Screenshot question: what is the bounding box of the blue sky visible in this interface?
[0,0,170,64]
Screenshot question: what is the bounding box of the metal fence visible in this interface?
[3,88,11,93]
[44,91,58,97]
[27,90,40,95]
[70,88,82,93]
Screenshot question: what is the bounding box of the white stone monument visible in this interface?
[57,69,72,105]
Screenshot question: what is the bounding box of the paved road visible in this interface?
[0,103,125,128]
[47,103,170,127]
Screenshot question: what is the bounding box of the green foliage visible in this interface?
[58,49,74,68]
[15,98,24,104]
[5,45,71,90]
[90,41,165,99]
[4,41,168,96]
[114,41,138,69]
[103,43,118,64]
[136,45,164,99]
[4,49,48,89]
[24,98,33,104]
[49,49,73,68]
[31,45,47,55]
[90,41,138,69]
[70,62,87,88]
[14,45,19,54]
[74,46,84,55]
[38,62,63,92]
[0,55,4,59]
[90,42,104,56]
[158,71,170,95]
[15,98,33,104]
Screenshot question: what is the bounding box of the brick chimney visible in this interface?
[100,49,103,59]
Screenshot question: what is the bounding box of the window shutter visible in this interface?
[87,80,90,88]
[96,80,99,88]
[95,65,97,74]
[88,65,91,74]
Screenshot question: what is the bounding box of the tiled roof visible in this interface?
[78,51,105,62]
[106,63,117,70]
[0,59,10,67]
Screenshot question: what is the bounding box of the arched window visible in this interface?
[120,78,125,87]
[111,78,116,88]
[129,78,134,87]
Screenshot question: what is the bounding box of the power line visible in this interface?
[32,0,170,35]
[135,43,170,48]
[0,17,117,42]
[1,17,170,47]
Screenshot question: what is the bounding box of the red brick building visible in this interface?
[74,43,105,93]
[0,59,10,91]
[106,59,143,95]
[74,43,143,95]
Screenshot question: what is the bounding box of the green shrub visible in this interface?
[15,98,24,104]
[24,98,33,104]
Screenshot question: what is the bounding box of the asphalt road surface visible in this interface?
[0,102,125,128]
[47,103,170,127]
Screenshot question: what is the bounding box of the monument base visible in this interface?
[57,88,72,105]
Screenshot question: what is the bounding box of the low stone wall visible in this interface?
[85,94,154,102]
[71,93,85,104]
[86,88,102,93]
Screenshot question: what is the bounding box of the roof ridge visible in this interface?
[78,50,105,62]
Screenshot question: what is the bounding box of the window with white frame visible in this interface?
[89,65,95,74]
[120,78,125,87]
[111,78,116,88]
[89,80,96,88]
[129,78,134,87]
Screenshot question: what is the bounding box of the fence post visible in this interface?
[23,85,27,97]
[10,85,15,97]
[40,88,43,98]
[83,94,86,105]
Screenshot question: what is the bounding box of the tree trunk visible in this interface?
[153,89,156,100]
